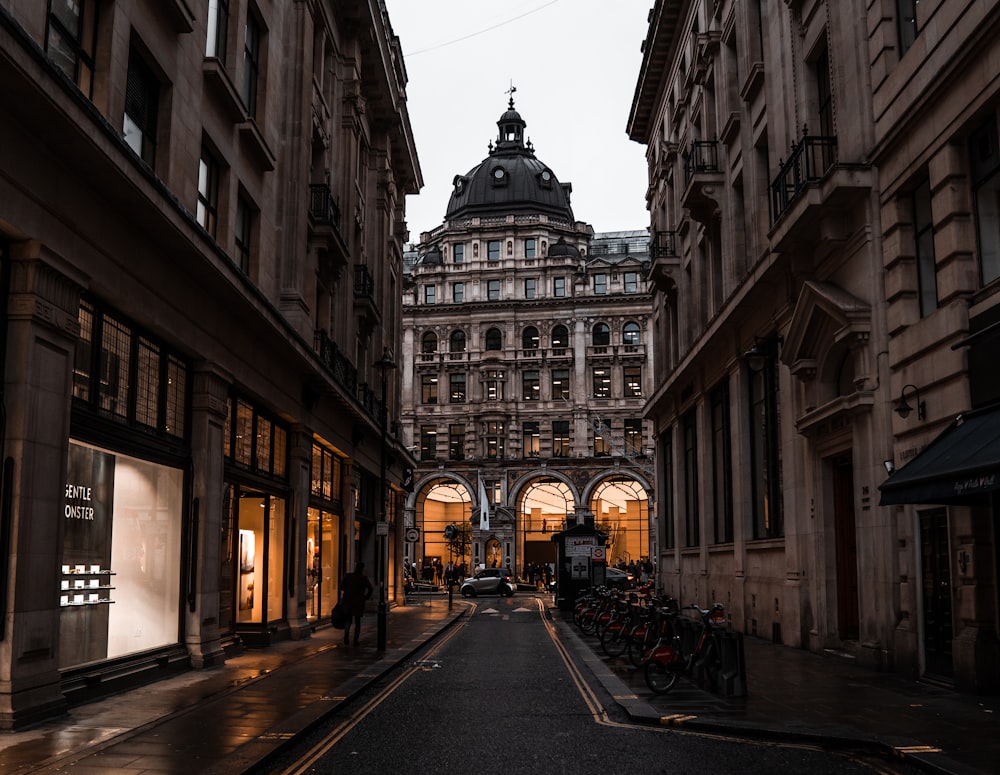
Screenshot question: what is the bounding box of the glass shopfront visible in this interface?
[60,440,184,668]
[219,393,289,639]
[308,440,346,621]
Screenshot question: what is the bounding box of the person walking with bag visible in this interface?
[339,561,373,646]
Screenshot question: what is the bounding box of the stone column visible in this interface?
[184,363,231,668]
[0,245,83,728]
[285,424,313,639]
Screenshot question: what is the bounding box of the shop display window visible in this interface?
[60,441,183,668]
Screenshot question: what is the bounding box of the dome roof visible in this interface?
[446,97,574,222]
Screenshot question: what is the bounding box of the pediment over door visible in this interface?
[782,281,874,434]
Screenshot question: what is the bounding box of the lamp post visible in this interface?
[374,347,396,652]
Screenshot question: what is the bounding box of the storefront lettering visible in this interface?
[64,482,95,520]
[953,474,996,495]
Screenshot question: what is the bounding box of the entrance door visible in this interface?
[920,508,953,678]
[831,455,860,640]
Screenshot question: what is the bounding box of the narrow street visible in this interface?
[269,595,920,775]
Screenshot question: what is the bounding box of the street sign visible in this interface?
[405,527,419,542]
[376,521,389,536]
[591,546,606,563]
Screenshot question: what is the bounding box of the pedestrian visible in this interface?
[339,561,373,646]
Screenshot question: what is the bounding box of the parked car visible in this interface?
[604,567,636,590]
[460,568,515,597]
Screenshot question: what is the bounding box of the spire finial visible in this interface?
[506,81,517,110]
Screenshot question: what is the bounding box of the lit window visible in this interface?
[523,422,540,457]
[552,421,570,457]
[593,367,611,398]
[420,425,437,461]
[623,322,641,346]
[450,373,467,403]
[449,424,465,460]
[624,366,642,397]
[421,374,438,404]
[551,369,569,400]
[522,371,540,401]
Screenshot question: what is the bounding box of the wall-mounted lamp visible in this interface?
[894,383,926,421]
[743,335,784,373]
[883,460,895,475]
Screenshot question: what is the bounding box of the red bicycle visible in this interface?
[643,603,725,694]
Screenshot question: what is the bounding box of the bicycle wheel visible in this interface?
[700,637,722,691]
[644,657,681,694]
[580,611,598,635]
[627,635,649,667]
[600,624,628,658]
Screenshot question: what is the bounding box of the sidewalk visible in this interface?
[0,599,468,774]
[554,611,999,775]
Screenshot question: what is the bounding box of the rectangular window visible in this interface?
[551,368,570,401]
[449,372,466,403]
[123,47,159,167]
[419,425,437,461]
[594,421,611,457]
[524,278,536,299]
[197,147,220,237]
[45,0,99,98]
[897,0,919,56]
[421,373,438,404]
[525,238,537,258]
[913,179,938,316]
[484,370,504,400]
[453,282,464,302]
[522,370,540,401]
[661,434,675,550]
[74,300,188,440]
[488,279,501,300]
[971,119,1000,286]
[453,243,465,263]
[554,277,566,297]
[552,420,570,457]
[243,12,261,118]
[235,195,253,274]
[624,418,643,455]
[488,240,501,260]
[816,48,833,138]
[449,424,465,460]
[206,0,229,61]
[592,367,611,398]
[223,395,286,477]
[683,411,699,547]
[311,442,343,502]
[624,271,638,294]
[624,366,642,397]
[710,382,733,544]
[749,356,783,539]
[593,274,607,295]
[424,285,436,304]
[484,421,505,459]
[523,421,540,457]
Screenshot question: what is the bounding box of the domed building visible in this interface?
[400,97,654,590]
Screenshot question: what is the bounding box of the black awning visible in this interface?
[879,405,1000,505]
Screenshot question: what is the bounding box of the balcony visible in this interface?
[770,131,838,222]
[769,130,874,255]
[311,328,389,424]
[649,230,679,291]
[681,140,724,223]
[308,184,349,278]
[353,264,381,337]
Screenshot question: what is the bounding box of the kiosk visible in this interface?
[550,521,608,611]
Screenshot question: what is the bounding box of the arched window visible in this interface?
[450,330,466,352]
[485,328,502,351]
[421,331,437,353]
[522,326,539,350]
[551,325,569,348]
[592,322,610,346]
[623,322,641,346]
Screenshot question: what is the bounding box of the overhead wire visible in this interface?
[402,0,562,57]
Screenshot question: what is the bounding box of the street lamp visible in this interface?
[374,347,396,652]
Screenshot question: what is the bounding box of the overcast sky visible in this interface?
[383,0,652,241]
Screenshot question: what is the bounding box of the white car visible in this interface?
[460,568,515,597]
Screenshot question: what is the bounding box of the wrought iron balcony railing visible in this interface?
[354,264,375,300]
[683,140,720,184]
[651,230,677,258]
[770,129,838,222]
[308,184,343,233]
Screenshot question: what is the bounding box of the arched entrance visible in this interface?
[413,478,472,581]
[590,477,650,572]
[516,478,571,578]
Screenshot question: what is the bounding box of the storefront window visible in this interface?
[235,491,286,624]
[60,441,183,668]
[307,507,341,621]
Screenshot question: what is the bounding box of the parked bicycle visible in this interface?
[643,603,725,694]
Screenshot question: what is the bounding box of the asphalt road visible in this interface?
[267,595,922,775]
